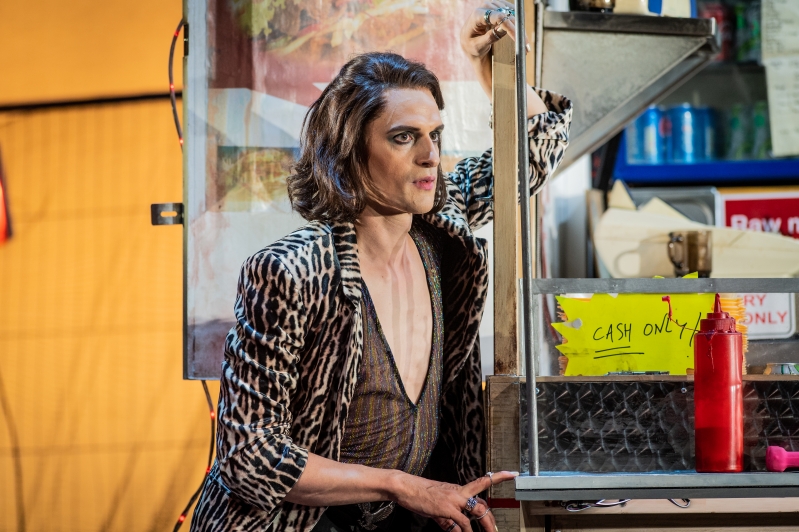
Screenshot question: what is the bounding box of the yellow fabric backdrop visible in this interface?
[0,100,219,531]
[0,0,182,105]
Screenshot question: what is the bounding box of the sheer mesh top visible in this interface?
[339,219,443,475]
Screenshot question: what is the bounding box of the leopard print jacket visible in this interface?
[191,88,572,532]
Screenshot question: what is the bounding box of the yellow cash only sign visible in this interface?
[553,286,715,376]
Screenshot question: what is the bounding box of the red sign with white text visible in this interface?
[724,192,799,239]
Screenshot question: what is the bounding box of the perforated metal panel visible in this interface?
[520,380,799,474]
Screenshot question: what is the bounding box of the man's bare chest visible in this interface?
[360,242,433,403]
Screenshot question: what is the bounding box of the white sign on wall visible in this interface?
[740,293,797,340]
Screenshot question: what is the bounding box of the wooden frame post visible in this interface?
[492,35,521,376]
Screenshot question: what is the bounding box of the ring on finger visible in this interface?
[485,471,494,485]
[446,522,457,532]
[498,5,516,16]
[464,497,478,513]
[492,26,506,40]
[483,9,493,26]
[471,508,492,521]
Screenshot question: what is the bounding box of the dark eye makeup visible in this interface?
[393,132,413,144]
[392,129,443,145]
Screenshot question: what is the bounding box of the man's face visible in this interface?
[363,88,443,216]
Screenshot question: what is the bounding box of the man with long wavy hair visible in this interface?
[192,2,572,531]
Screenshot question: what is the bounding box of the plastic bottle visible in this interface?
[693,294,743,473]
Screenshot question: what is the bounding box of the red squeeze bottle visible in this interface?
[694,294,743,473]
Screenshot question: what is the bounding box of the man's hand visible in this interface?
[459,1,547,116]
[390,470,518,532]
[460,1,527,61]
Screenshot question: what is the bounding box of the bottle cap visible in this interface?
[700,293,737,333]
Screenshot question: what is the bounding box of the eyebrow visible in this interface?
[386,124,445,134]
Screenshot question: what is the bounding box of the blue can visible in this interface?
[640,106,663,164]
[627,105,666,164]
[668,104,702,163]
[697,106,716,161]
[659,109,673,163]
[625,114,643,163]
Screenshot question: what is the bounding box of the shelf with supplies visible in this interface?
[613,132,799,185]
[611,45,799,185]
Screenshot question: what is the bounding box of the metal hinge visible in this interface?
[151,203,184,225]
[184,23,189,56]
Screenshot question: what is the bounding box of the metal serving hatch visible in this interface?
[539,11,718,170]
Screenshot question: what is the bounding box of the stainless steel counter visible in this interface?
[516,471,799,501]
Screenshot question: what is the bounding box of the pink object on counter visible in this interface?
[766,446,799,472]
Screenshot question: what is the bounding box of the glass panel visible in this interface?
[184,0,496,378]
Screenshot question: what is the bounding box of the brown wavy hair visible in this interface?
[287,52,447,223]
